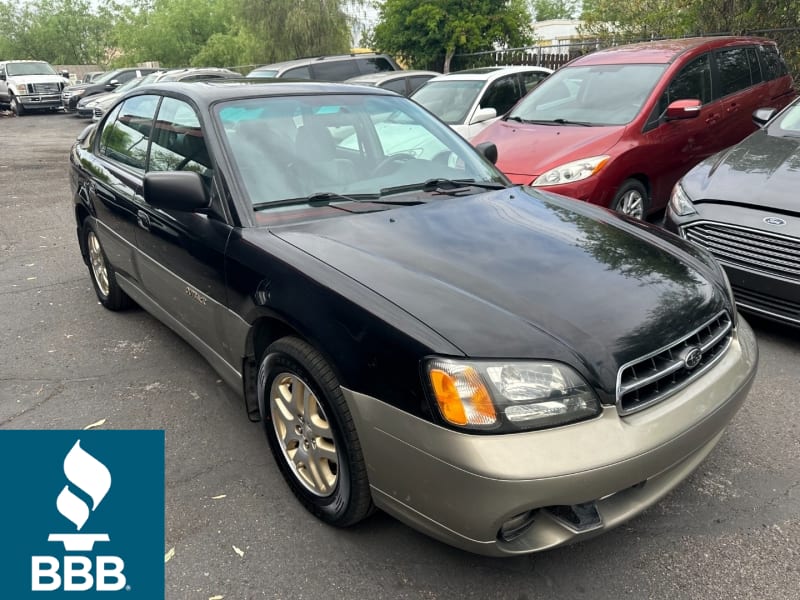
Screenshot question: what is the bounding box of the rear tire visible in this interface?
[258,336,373,527]
[82,219,133,310]
[612,179,649,219]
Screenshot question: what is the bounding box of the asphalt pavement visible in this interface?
[1,111,798,599]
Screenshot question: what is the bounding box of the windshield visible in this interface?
[115,76,148,93]
[508,64,667,126]
[411,80,484,124]
[215,94,505,206]
[93,70,125,85]
[6,61,57,76]
[770,101,800,136]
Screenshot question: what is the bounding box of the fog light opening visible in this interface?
[545,502,603,532]
[498,509,538,542]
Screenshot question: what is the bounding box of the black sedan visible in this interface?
[71,81,757,556]
[665,100,800,327]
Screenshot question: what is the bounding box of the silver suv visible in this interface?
[0,60,69,115]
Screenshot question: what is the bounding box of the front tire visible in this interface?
[10,95,25,116]
[612,179,648,219]
[258,337,373,527]
[82,219,132,310]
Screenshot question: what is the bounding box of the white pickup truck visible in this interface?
[0,60,70,115]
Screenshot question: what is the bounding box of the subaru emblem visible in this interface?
[763,216,786,226]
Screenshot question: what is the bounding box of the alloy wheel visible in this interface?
[86,230,110,297]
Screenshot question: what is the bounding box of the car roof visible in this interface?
[156,67,241,81]
[425,65,553,83]
[127,80,399,108]
[570,36,776,66]
[250,53,393,72]
[346,70,440,84]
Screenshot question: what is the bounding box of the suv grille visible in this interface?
[684,222,800,281]
[31,82,60,94]
[617,312,732,415]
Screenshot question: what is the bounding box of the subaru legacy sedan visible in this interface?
[70,81,757,556]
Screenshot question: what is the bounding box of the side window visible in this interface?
[716,48,753,96]
[480,76,520,116]
[312,60,359,81]
[382,78,408,95]
[408,75,433,94]
[283,66,311,79]
[116,71,135,84]
[520,71,549,93]
[98,95,159,170]
[149,97,212,179]
[358,57,394,75]
[747,48,763,84]
[654,54,712,118]
[759,45,789,80]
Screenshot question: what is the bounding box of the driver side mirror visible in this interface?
[665,99,702,121]
[143,171,210,212]
[475,142,498,165]
[105,79,120,90]
[471,107,498,125]
[752,107,777,128]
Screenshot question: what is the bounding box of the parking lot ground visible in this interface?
[1,111,799,599]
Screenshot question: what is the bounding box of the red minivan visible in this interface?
[472,37,796,218]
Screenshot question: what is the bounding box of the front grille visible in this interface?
[617,312,733,415]
[732,284,800,324]
[684,222,800,281]
[93,107,103,118]
[31,82,60,94]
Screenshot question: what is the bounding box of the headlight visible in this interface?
[669,182,697,216]
[9,84,21,95]
[532,155,609,186]
[425,359,600,432]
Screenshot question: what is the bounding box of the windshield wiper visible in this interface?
[505,115,533,124]
[254,192,374,212]
[551,118,593,126]
[380,178,507,197]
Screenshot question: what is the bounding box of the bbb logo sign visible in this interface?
[0,430,164,599]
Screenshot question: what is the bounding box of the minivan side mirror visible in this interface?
[143,172,210,212]
[471,107,498,125]
[665,99,702,121]
[752,107,777,128]
[475,141,498,165]
[105,79,120,90]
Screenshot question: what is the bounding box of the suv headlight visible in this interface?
[669,182,697,216]
[532,155,609,186]
[425,359,600,432]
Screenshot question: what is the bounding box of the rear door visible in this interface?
[714,46,762,149]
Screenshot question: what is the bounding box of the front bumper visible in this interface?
[18,94,62,110]
[344,317,757,556]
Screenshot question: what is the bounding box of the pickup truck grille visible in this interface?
[616,312,733,415]
[684,222,800,281]
[30,82,61,94]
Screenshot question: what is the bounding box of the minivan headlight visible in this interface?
[425,359,600,432]
[669,182,697,216]
[532,155,610,186]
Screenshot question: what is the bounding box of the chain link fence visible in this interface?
[452,27,800,87]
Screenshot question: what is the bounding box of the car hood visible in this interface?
[269,188,726,396]
[64,81,97,92]
[683,129,800,215]
[473,120,626,178]
[8,74,67,85]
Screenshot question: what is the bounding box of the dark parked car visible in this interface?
[247,53,400,81]
[664,99,800,326]
[80,71,105,84]
[71,80,757,556]
[473,36,796,219]
[61,67,158,111]
[345,70,440,96]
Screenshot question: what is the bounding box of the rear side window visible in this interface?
[382,78,408,95]
[357,57,395,75]
[311,60,359,81]
[98,95,159,170]
[283,66,311,79]
[759,45,789,80]
[716,48,755,96]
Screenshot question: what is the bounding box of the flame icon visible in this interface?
[56,440,112,530]
[48,440,112,551]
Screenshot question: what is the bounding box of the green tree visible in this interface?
[533,0,579,21]
[370,0,533,73]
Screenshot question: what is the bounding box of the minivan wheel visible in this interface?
[612,179,648,219]
[258,337,373,527]
[10,95,25,116]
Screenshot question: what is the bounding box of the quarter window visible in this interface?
[357,57,394,75]
[759,45,789,80]
[98,95,159,170]
[382,78,408,95]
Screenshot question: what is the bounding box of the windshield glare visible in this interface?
[509,64,667,126]
[411,80,484,124]
[6,61,57,77]
[216,94,504,206]
[771,101,800,135]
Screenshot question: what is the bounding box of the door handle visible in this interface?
[137,210,151,231]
